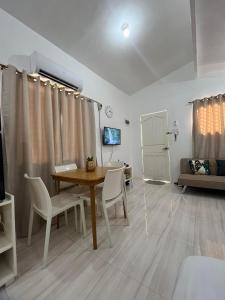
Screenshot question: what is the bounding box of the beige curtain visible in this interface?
[1,65,96,237]
[193,95,225,158]
[61,91,96,167]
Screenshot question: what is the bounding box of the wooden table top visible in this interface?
[51,166,113,185]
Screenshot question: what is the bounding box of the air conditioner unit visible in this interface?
[8,52,83,92]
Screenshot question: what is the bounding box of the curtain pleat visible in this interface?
[61,94,96,168]
[1,66,96,237]
[52,86,62,165]
[22,72,33,174]
[193,96,225,158]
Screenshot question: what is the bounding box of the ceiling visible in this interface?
[192,0,225,75]
[0,0,194,94]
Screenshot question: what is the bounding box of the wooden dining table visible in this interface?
[51,166,113,250]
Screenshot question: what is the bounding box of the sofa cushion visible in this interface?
[180,159,217,175]
[189,160,210,175]
[216,160,225,176]
[178,174,225,190]
[173,256,225,300]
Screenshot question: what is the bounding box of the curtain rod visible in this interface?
[0,63,103,110]
[188,93,225,104]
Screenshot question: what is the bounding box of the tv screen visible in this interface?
[103,127,121,145]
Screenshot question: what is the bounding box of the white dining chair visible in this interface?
[54,163,86,193]
[55,163,92,225]
[54,163,101,217]
[100,167,129,247]
[104,161,133,187]
[54,163,91,195]
[104,161,124,168]
[25,174,86,267]
[97,162,124,218]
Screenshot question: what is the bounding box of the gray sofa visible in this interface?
[178,158,225,192]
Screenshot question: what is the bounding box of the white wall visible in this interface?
[3,7,225,179]
[130,62,225,181]
[0,8,131,166]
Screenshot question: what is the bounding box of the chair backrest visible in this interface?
[54,163,78,173]
[102,167,124,202]
[104,161,124,168]
[24,174,52,216]
[54,163,78,189]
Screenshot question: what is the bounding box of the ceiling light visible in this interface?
[121,23,130,38]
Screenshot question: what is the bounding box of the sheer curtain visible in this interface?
[193,95,225,158]
[1,65,96,237]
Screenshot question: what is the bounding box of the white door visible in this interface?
[141,111,170,182]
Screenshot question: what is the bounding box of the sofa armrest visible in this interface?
[180,158,192,174]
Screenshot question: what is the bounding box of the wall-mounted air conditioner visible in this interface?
[8,52,83,92]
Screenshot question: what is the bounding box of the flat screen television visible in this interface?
[103,127,121,145]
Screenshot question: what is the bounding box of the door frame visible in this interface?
[140,110,171,182]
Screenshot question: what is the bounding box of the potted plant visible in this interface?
[86,156,96,172]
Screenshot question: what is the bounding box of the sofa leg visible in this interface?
[182,185,187,193]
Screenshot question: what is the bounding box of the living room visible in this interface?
[1,1,225,300]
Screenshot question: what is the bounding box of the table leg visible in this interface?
[90,185,97,250]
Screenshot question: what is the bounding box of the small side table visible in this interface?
[124,166,133,187]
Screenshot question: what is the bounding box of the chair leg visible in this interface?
[79,207,82,233]
[103,205,112,247]
[114,204,117,218]
[131,179,134,188]
[123,196,129,226]
[96,198,102,217]
[64,211,68,225]
[74,206,78,231]
[27,207,34,246]
[182,185,187,193]
[83,200,88,217]
[43,217,52,267]
[79,202,87,237]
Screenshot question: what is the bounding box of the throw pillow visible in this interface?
[189,160,210,175]
[216,160,225,176]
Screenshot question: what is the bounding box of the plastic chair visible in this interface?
[101,167,129,247]
[55,163,81,191]
[54,163,90,194]
[104,161,124,168]
[25,174,86,267]
[54,163,102,217]
[104,161,133,187]
[55,163,91,222]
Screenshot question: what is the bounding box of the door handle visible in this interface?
[162,147,169,150]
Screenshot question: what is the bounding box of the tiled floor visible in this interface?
[2,179,225,300]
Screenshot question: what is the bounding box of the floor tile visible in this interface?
[5,179,225,300]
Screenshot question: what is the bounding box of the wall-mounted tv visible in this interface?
[103,127,121,145]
